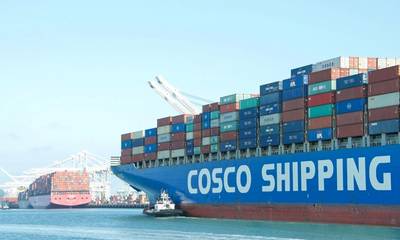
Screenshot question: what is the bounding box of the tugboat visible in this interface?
[143,190,183,217]
[0,202,10,210]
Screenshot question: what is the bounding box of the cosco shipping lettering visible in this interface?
[112,56,400,227]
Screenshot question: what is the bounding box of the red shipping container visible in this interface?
[368,78,400,96]
[282,98,306,111]
[220,103,239,113]
[308,92,335,107]
[157,116,172,126]
[368,65,400,83]
[120,155,132,164]
[144,152,157,161]
[194,138,201,147]
[172,114,191,124]
[336,86,366,102]
[194,114,202,123]
[210,102,219,111]
[171,132,185,142]
[171,141,185,149]
[121,149,132,156]
[336,123,364,138]
[368,57,377,69]
[158,142,170,151]
[336,111,363,126]
[202,129,211,137]
[145,136,156,145]
[201,145,211,154]
[121,133,131,141]
[308,116,332,130]
[309,68,341,84]
[210,127,220,136]
[349,57,359,69]
[359,69,368,73]
[132,154,144,162]
[194,123,201,131]
[202,104,211,112]
[220,132,237,141]
[282,109,305,122]
[340,68,350,77]
[193,130,202,139]
[368,106,399,122]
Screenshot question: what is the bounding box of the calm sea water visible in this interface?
[0,208,399,240]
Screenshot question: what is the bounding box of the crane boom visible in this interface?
[148,80,191,114]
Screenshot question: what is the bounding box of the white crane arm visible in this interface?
[148,80,191,114]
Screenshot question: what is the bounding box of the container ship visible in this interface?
[26,170,91,209]
[112,56,400,227]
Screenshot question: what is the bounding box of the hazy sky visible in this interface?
[1,0,399,180]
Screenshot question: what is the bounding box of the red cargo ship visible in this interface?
[28,170,91,209]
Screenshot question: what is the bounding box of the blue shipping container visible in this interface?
[260,134,280,147]
[291,64,313,77]
[260,124,280,136]
[336,98,365,114]
[171,123,186,133]
[283,120,305,133]
[132,138,144,147]
[307,128,333,142]
[239,138,257,149]
[260,92,282,105]
[369,119,400,135]
[282,86,307,101]
[145,128,157,137]
[260,103,281,116]
[239,127,257,139]
[220,140,237,152]
[259,81,282,96]
[186,139,194,148]
[336,73,367,90]
[239,107,258,120]
[121,140,132,149]
[186,146,194,156]
[144,144,157,153]
[283,75,308,90]
[283,131,304,144]
[202,120,211,129]
[202,112,211,122]
[239,117,257,129]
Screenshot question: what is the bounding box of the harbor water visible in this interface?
[0,209,399,240]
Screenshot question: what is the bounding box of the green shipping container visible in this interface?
[210,136,219,144]
[220,94,252,105]
[239,97,259,110]
[210,111,220,120]
[308,80,336,96]
[308,104,333,118]
[194,147,201,155]
[210,144,219,153]
[186,123,194,132]
[220,121,238,132]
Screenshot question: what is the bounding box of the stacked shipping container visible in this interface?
[120,131,144,164]
[368,66,400,135]
[259,82,281,147]
[144,128,157,161]
[157,117,172,159]
[201,103,219,154]
[239,97,260,150]
[171,115,191,158]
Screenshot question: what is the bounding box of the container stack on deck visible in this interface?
[120,56,400,167]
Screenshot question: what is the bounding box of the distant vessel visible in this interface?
[0,202,9,210]
[17,190,30,209]
[143,191,183,217]
[28,170,91,209]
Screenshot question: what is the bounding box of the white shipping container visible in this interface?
[312,56,349,72]
[186,132,194,140]
[220,112,239,123]
[157,133,171,143]
[157,125,171,135]
[387,58,396,67]
[202,137,211,145]
[131,130,144,139]
[260,113,280,126]
[171,149,185,158]
[211,119,219,128]
[368,92,400,109]
[377,58,387,69]
[349,69,359,75]
[358,57,368,69]
[132,146,144,155]
[157,150,170,159]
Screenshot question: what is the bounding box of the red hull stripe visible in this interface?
[180,204,400,227]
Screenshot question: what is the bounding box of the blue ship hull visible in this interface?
[112,145,400,226]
